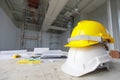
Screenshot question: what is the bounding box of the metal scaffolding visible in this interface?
[20,0,41,50]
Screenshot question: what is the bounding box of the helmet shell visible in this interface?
[65,20,114,48]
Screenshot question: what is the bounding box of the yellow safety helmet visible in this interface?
[65,20,114,48]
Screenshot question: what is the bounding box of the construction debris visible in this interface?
[109,50,120,58]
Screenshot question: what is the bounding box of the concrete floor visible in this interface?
[0,59,120,80]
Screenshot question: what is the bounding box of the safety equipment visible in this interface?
[18,59,41,64]
[61,46,111,76]
[61,20,114,77]
[65,20,114,48]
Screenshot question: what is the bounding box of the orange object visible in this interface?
[28,0,40,9]
[109,50,120,58]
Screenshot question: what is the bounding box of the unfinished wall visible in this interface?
[74,2,108,29]
[0,7,19,50]
[41,31,62,50]
[74,3,108,32]
[85,3,108,29]
[0,0,17,26]
[24,30,63,50]
[60,29,72,51]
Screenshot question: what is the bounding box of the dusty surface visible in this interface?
[0,59,120,80]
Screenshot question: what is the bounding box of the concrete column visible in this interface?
[107,0,120,50]
[116,0,120,50]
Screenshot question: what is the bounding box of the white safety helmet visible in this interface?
[61,45,111,76]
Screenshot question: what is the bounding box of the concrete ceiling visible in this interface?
[5,0,24,21]
[1,0,106,32]
[42,0,69,31]
[42,0,106,32]
[4,0,48,29]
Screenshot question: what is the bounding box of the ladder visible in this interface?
[20,0,41,50]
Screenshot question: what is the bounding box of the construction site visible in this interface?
[0,0,120,80]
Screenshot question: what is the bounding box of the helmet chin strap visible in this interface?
[99,42,109,51]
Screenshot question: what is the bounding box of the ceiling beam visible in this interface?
[49,26,67,31]
[42,0,69,31]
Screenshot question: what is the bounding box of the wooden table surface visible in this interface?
[0,59,120,80]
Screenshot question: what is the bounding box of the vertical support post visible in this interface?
[107,0,120,50]
[107,0,114,50]
[116,0,120,50]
